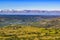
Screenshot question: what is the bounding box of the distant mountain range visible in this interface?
[0,10,60,13]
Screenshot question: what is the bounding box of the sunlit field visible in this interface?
[0,17,60,40]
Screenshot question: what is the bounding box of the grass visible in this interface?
[0,18,60,40]
[0,25,59,40]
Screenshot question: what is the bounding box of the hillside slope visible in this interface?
[0,18,60,40]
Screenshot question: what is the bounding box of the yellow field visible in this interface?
[0,25,60,40]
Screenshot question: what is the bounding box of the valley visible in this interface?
[0,15,60,40]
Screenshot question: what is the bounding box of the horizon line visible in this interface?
[0,9,60,11]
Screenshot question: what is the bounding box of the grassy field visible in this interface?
[0,25,59,40]
[0,18,60,40]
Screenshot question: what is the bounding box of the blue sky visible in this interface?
[0,0,60,10]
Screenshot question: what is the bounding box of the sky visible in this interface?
[0,0,60,10]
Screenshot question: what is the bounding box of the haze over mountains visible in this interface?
[0,10,60,15]
[0,9,60,13]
